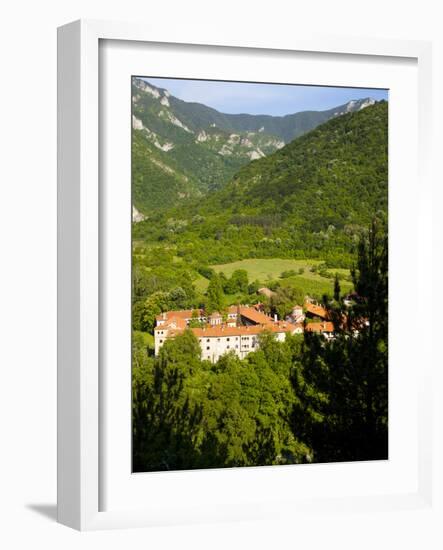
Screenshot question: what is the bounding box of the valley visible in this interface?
[131,79,389,471]
[132,89,387,335]
[132,77,379,214]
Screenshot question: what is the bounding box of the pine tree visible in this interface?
[206,273,224,314]
[292,220,388,462]
[333,273,341,302]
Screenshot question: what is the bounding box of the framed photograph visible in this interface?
[57,20,433,530]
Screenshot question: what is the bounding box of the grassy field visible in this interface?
[211,258,353,299]
[211,259,322,281]
[194,273,211,293]
[132,249,353,300]
[279,274,352,298]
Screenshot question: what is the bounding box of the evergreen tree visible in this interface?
[206,273,225,313]
[333,273,341,302]
[132,330,206,472]
[292,220,388,462]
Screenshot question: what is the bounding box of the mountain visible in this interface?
[210,100,388,230]
[132,78,285,213]
[132,77,376,214]
[133,101,388,267]
[168,91,376,143]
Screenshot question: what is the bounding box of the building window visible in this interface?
[206,346,210,350]
[207,339,210,342]
[227,338,230,341]
[227,345,230,349]
[217,338,220,342]
[159,340,163,343]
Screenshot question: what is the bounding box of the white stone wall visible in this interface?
[154,328,168,355]
[198,334,242,362]
[197,332,285,362]
[154,324,293,362]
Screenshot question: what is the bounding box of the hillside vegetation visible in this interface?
[132,78,284,211]
[132,77,376,213]
[131,92,389,470]
[131,101,388,341]
[133,223,388,471]
[133,101,388,268]
[168,92,375,143]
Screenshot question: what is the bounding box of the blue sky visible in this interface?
[144,77,388,116]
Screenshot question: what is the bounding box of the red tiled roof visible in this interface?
[238,307,274,325]
[305,322,334,333]
[192,320,297,338]
[154,316,187,331]
[304,301,329,319]
[156,305,283,333]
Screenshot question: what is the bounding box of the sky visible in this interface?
[144,77,388,116]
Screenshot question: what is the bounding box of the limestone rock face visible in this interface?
[132,205,145,223]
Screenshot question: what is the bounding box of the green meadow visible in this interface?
[210,258,353,298]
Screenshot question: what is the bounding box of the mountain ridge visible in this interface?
[133,101,388,267]
[135,77,376,142]
[132,77,378,214]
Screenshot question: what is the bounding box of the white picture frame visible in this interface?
[57,19,433,531]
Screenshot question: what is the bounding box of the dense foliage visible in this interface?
[131,102,388,349]
[132,78,376,213]
[133,102,388,268]
[132,223,388,470]
[132,130,199,212]
[133,330,310,471]
[216,101,388,231]
[132,78,285,212]
[131,90,389,470]
[292,221,388,462]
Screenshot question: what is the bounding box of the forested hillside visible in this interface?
[133,101,388,268]
[133,223,388,471]
[211,99,388,229]
[169,93,376,143]
[132,78,284,211]
[131,86,389,472]
[132,77,376,213]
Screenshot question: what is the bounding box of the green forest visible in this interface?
[133,222,388,471]
[131,82,389,471]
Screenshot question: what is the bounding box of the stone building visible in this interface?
[154,304,303,361]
